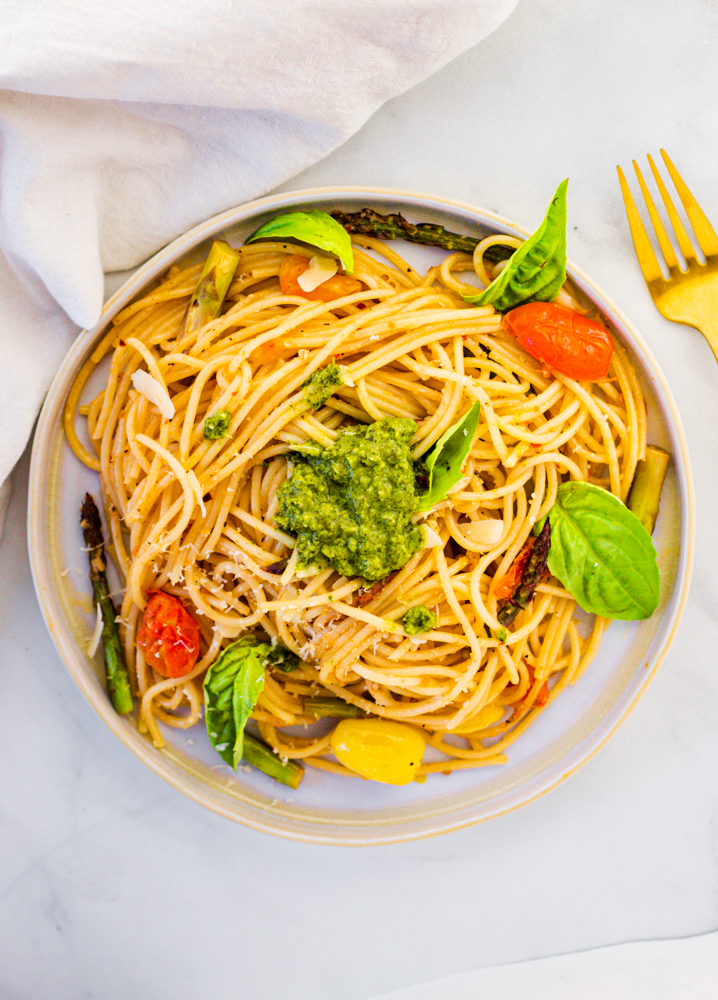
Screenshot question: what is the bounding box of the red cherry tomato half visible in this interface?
[136,591,201,678]
[504,302,613,381]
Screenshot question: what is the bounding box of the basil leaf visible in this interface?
[416,402,481,511]
[464,179,568,312]
[245,209,354,274]
[543,481,659,621]
[204,636,270,769]
[231,651,266,769]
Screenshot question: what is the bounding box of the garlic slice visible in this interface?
[131,370,175,420]
[422,524,444,548]
[463,519,504,546]
[297,255,338,292]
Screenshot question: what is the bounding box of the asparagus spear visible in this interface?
[331,208,515,263]
[80,494,134,714]
[305,697,364,719]
[627,445,670,535]
[498,520,551,628]
[181,239,240,336]
[243,732,304,789]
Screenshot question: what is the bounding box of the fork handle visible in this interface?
[693,317,718,364]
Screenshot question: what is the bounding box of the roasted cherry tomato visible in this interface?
[136,591,201,678]
[278,254,363,302]
[493,537,535,601]
[504,301,613,380]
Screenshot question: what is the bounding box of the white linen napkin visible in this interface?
[362,929,718,1000]
[0,0,518,508]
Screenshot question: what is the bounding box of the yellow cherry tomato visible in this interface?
[451,702,505,735]
[330,719,426,785]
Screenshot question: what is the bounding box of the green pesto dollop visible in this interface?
[402,605,436,635]
[275,417,422,582]
[302,362,344,409]
[203,409,232,440]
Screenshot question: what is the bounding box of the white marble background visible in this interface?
[2,0,718,997]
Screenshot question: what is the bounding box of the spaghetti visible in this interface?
[66,231,646,780]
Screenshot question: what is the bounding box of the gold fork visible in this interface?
[617,149,718,360]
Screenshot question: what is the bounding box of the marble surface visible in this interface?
[3,0,718,996]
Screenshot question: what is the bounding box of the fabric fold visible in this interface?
[0,0,519,490]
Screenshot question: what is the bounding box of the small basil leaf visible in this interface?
[231,650,266,769]
[245,209,354,274]
[465,179,568,313]
[204,637,259,768]
[544,481,659,621]
[416,402,481,511]
[204,635,277,769]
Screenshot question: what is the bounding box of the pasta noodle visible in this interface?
[66,232,646,778]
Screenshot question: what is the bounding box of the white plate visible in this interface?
[28,186,694,845]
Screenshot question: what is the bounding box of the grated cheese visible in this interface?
[131,369,175,420]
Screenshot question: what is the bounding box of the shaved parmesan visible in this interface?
[131,370,175,420]
[464,519,504,546]
[422,524,444,548]
[297,255,338,292]
[87,603,103,657]
[187,470,206,517]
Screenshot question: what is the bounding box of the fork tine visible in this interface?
[617,165,664,284]
[660,149,718,257]
[633,159,679,270]
[647,153,697,263]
